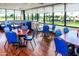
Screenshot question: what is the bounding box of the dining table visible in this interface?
[60,30,79,46]
[11,24,21,29]
[12,29,30,44]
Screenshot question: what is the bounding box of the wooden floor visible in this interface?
[0,26,78,56]
[0,31,56,56]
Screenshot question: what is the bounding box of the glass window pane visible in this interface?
[0,9,5,21]
[54,12,64,25]
[33,13,37,21]
[15,10,21,20]
[66,11,79,27]
[39,14,44,23]
[25,12,28,20]
[7,10,14,20]
[45,13,52,25]
[29,14,32,21]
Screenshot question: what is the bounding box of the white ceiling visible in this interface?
[0,3,55,10]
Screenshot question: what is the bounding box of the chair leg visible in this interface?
[25,40,28,46]
[36,31,38,38]
[36,29,39,39]
[55,51,58,56]
[33,38,36,46]
[30,41,34,51]
[42,33,44,41]
[4,40,7,49]
[14,44,20,49]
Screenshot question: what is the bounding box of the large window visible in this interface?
[33,13,38,21]
[15,10,21,20]
[32,9,38,21]
[26,10,33,21]
[54,12,64,25]
[45,13,52,25]
[39,14,44,23]
[33,14,36,20]
[24,3,79,28]
[25,11,28,21]
[0,9,5,21]
[29,14,32,21]
[66,12,79,27]
[38,8,44,23]
[54,4,64,25]
[66,3,79,27]
[7,10,14,20]
[25,14,29,21]
[45,6,52,24]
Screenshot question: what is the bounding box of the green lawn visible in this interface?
[0,17,21,21]
[0,18,5,21]
[54,21,79,27]
[67,21,79,27]
[54,22,64,25]
[45,22,52,25]
[43,21,79,27]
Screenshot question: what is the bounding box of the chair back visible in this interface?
[52,24,56,30]
[63,27,69,33]
[4,26,10,32]
[55,29,62,37]
[21,25,28,30]
[54,37,68,56]
[26,21,31,30]
[7,24,12,31]
[43,25,49,33]
[5,31,18,44]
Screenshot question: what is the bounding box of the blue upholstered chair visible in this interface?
[43,24,49,33]
[52,24,56,31]
[63,27,69,33]
[54,37,68,56]
[4,31,21,49]
[3,24,12,32]
[26,21,32,30]
[43,24,49,37]
[21,24,28,30]
[55,29,62,37]
[24,31,36,50]
[4,26,11,32]
[7,25,12,30]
